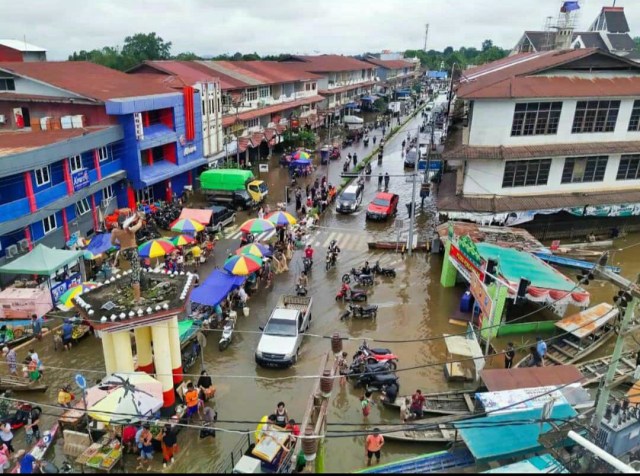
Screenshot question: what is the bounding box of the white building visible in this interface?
[438,48,640,237]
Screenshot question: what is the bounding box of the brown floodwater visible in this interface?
[16,103,640,473]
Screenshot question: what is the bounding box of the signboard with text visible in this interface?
[470,272,492,320]
[449,242,484,282]
[72,169,90,192]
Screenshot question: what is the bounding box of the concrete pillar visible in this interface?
[440,240,457,288]
[111,330,134,373]
[152,322,175,408]
[481,283,510,340]
[101,332,117,376]
[134,327,154,373]
[168,316,183,385]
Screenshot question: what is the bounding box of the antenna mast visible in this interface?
[423,23,430,51]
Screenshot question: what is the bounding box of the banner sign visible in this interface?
[450,242,484,282]
[470,272,492,319]
[72,169,90,192]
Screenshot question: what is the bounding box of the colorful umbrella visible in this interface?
[235,243,273,259]
[171,234,196,247]
[88,376,163,424]
[83,233,118,260]
[58,282,98,308]
[170,218,205,234]
[224,254,263,276]
[240,218,275,235]
[138,238,176,258]
[292,150,310,160]
[266,211,297,227]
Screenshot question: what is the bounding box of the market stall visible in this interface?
[0,287,53,319]
[76,435,123,472]
[190,269,246,307]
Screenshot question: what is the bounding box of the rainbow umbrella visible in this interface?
[138,238,176,258]
[224,254,263,276]
[235,243,273,259]
[170,218,205,234]
[266,211,297,227]
[58,282,98,308]
[240,218,275,235]
[292,150,310,160]
[171,235,196,247]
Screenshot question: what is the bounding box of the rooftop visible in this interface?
[0,39,46,52]
[363,57,415,70]
[208,60,322,85]
[436,222,544,252]
[0,61,175,102]
[0,126,111,157]
[283,54,376,73]
[221,94,323,127]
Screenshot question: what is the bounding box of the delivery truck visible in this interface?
[199,169,268,210]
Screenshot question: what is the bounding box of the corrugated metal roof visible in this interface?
[0,61,175,101]
[364,57,414,70]
[221,95,323,127]
[576,32,607,50]
[480,365,584,391]
[555,303,618,338]
[131,61,244,90]
[210,61,322,85]
[0,39,46,52]
[0,126,111,157]
[285,55,376,72]
[608,33,636,51]
[604,7,630,33]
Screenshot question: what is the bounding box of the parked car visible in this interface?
[336,184,364,214]
[366,192,399,221]
[206,205,236,234]
[426,101,435,111]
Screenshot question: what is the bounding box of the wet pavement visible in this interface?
[15,94,640,473]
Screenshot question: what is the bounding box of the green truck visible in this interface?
[199,169,268,210]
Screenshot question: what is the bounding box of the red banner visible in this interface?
[450,242,484,281]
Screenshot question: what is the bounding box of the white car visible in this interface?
[426,101,435,111]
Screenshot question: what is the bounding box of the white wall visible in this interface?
[13,77,83,98]
[462,153,640,196]
[468,98,640,147]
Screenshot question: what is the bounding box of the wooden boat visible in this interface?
[515,303,619,368]
[577,352,637,388]
[9,422,59,473]
[561,240,613,249]
[383,423,460,443]
[0,376,48,393]
[533,252,621,273]
[384,390,476,416]
[552,247,603,260]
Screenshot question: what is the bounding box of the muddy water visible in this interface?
[19,102,640,473]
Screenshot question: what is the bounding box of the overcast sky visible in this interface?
[2,0,639,60]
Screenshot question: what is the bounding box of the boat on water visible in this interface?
[383,423,460,443]
[9,423,59,473]
[577,352,637,388]
[515,303,619,368]
[384,389,476,416]
[0,376,48,393]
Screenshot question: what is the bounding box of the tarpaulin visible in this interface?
[190,269,246,307]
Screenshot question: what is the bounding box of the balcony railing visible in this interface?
[0,197,30,223]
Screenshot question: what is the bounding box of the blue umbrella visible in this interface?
[290,158,311,167]
[83,233,118,260]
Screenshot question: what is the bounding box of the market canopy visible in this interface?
[190,269,246,307]
[178,208,212,225]
[361,95,378,102]
[0,245,83,276]
[83,233,118,260]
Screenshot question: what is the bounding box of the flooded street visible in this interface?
[17,101,640,473]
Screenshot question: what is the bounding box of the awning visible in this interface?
[555,303,618,339]
[344,102,359,109]
[190,269,246,307]
[480,365,584,391]
[178,208,212,225]
[0,244,83,276]
[361,95,378,102]
[455,404,577,462]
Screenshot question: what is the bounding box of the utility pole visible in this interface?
[423,23,430,52]
[407,172,417,256]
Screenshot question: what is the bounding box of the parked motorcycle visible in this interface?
[349,359,395,375]
[326,250,338,271]
[372,260,396,278]
[3,403,39,431]
[182,339,201,371]
[354,371,399,391]
[342,268,374,286]
[303,257,313,274]
[358,340,398,369]
[296,284,308,296]
[340,303,378,320]
[335,283,367,302]
[218,311,237,351]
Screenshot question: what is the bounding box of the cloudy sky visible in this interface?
[3,0,639,59]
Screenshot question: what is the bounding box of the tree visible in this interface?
[443,46,454,56]
[173,51,203,61]
[121,32,172,66]
[634,37,640,52]
[481,39,493,51]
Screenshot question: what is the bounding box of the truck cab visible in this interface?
[255,296,312,368]
[247,180,268,204]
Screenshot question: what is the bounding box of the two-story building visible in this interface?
[0,61,204,263]
[0,39,47,62]
[438,48,640,238]
[363,56,418,96]
[280,55,377,124]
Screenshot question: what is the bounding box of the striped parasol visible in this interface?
[59,282,98,308]
[235,243,273,259]
[138,238,176,258]
[223,254,263,276]
[266,211,297,227]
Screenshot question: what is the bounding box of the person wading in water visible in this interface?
[111,211,144,304]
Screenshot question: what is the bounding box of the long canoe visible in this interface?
[384,390,476,416]
[0,376,48,393]
[576,352,637,388]
[9,422,59,473]
[383,423,460,443]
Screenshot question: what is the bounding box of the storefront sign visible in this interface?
[183,144,197,156]
[450,242,484,281]
[72,169,90,192]
[470,272,492,319]
[259,164,269,173]
[50,273,82,303]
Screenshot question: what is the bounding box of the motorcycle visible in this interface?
[372,260,396,278]
[342,160,349,173]
[377,152,383,164]
[349,359,395,375]
[335,283,367,302]
[325,250,338,271]
[358,341,398,369]
[342,268,374,286]
[182,339,201,371]
[303,257,313,274]
[40,460,73,474]
[365,163,372,175]
[363,137,369,147]
[354,371,399,391]
[296,284,308,296]
[218,311,237,351]
[340,303,378,320]
[3,403,39,430]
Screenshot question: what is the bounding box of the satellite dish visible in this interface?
[75,373,87,390]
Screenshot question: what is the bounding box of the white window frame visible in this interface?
[245,88,258,102]
[75,198,90,216]
[34,166,50,187]
[42,214,57,235]
[102,185,114,201]
[136,186,154,203]
[69,155,83,173]
[259,86,271,98]
[98,146,109,162]
[244,118,260,128]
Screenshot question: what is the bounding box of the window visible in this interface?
[571,100,620,133]
[75,198,90,216]
[502,159,552,188]
[561,156,608,183]
[259,86,271,98]
[136,186,154,203]
[42,214,57,235]
[34,166,50,187]
[0,78,15,91]
[102,185,114,201]
[628,100,640,132]
[68,155,83,173]
[617,154,640,180]
[245,88,258,102]
[244,118,260,128]
[98,146,109,162]
[510,102,562,136]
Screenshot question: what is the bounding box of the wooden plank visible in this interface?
[551,344,576,359]
[545,353,566,365]
[561,339,583,351]
[463,393,475,412]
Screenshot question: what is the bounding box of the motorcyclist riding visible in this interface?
[304,244,314,266]
[297,271,309,288]
[362,261,372,276]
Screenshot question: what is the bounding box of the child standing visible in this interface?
[361,391,373,418]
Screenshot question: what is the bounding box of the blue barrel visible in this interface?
[459,291,473,313]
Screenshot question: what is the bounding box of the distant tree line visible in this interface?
[404,39,509,71]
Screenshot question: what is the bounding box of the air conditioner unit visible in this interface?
[5,245,18,258]
[18,239,29,252]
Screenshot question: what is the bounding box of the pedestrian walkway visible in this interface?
[226,226,276,242]
[309,229,369,252]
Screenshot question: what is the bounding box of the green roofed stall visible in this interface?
[0,244,83,275]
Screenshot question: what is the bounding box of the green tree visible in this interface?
[121,32,172,68]
[634,37,640,51]
[173,51,203,61]
[481,39,493,51]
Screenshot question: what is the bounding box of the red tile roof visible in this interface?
[211,61,322,85]
[0,61,175,102]
[129,61,245,90]
[284,55,376,72]
[364,57,415,70]
[0,126,111,157]
[221,95,323,127]
[457,48,640,99]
